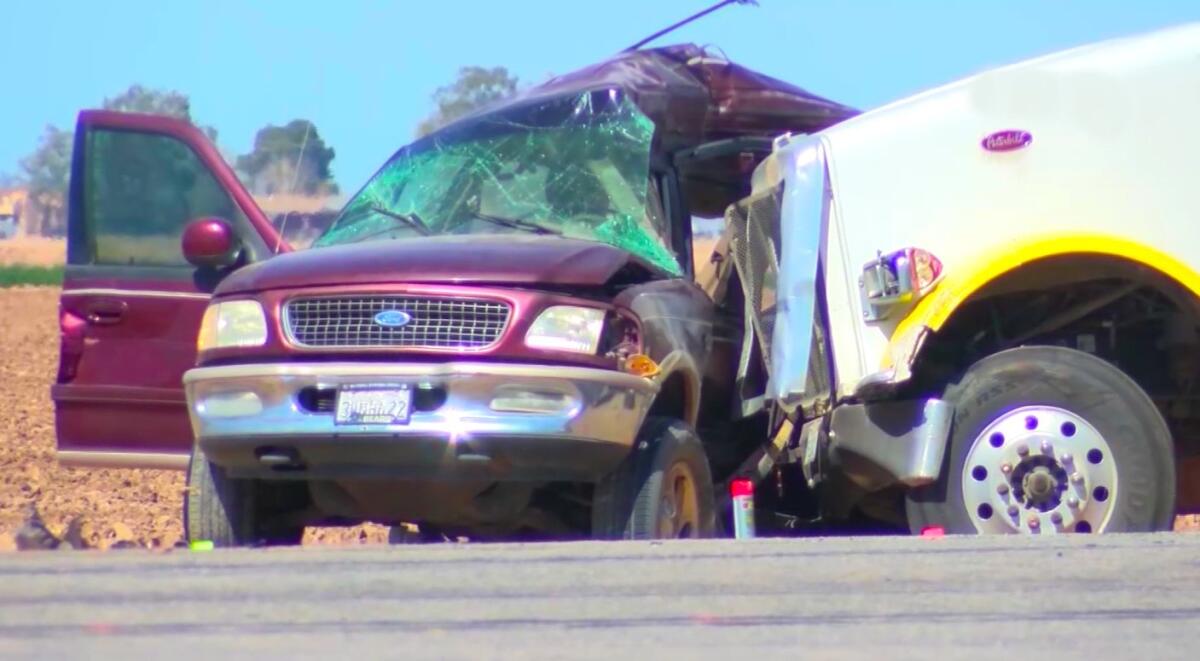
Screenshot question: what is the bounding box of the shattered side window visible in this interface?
[316,90,681,275]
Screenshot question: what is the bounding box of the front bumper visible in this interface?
[183,362,658,482]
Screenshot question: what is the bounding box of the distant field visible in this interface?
[0,237,66,287]
[0,237,65,267]
[0,264,63,288]
[693,236,719,276]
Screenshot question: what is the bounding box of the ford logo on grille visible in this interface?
[373,310,412,328]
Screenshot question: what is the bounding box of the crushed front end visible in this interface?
[182,89,685,537]
[186,285,659,485]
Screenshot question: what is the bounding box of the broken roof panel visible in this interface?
[451,44,858,152]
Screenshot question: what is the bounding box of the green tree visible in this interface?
[18,84,218,208]
[104,85,189,115]
[19,125,72,210]
[415,66,520,137]
[236,120,338,196]
[102,84,218,141]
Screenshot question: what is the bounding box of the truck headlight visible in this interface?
[525,306,606,354]
[197,300,268,352]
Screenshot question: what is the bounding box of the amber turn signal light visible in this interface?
[623,354,660,378]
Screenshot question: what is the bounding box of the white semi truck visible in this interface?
[717,23,1199,535]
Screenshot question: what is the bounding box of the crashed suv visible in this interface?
[52,45,853,544]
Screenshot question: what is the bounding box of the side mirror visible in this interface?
[182,217,241,268]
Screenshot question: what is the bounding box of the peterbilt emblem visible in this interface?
[373,310,412,327]
[982,130,1033,152]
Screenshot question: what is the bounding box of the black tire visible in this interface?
[592,417,717,540]
[184,447,305,547]
[906,346,1175,534]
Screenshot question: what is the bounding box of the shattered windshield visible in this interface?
[316,90,681,274]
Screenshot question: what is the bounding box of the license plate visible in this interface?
[335,385,412,425]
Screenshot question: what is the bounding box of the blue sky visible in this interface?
[2,0,1197,189]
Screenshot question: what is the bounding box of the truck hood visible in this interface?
[217,235,664,295]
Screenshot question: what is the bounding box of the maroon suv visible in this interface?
[53,45,854,545]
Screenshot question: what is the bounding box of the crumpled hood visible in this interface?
[217,235,660,295]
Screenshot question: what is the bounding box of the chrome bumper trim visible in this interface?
[184,362,659,471]
[184,361,656,393]
[57,450,189,471]
[61,288,210,301]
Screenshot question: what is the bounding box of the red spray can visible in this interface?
[730,478,756,539]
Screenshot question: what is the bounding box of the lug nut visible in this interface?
[1001,463,1013,474]
[1071,472,1084,484]
[1017,444,1030,457]
[1028,516,1040,530]
[1050,512,1063,525]
[1007,505,1020,517]
[1041,440,1053,453]
[1061,453,1073,464]
[997,484,1010,496]
[1068,496,1080,509]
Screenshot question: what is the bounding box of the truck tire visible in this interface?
[906,346,1175,535]
[184,448,305,547]
[592,417,717,540]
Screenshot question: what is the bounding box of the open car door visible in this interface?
[53,111,287,469]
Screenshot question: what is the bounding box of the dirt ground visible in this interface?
[0,287,386,550]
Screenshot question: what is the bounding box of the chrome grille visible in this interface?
[285,296,511,349]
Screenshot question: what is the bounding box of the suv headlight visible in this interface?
[525,305,606,354]
[197,300,268,352]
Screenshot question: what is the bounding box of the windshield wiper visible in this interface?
[370,205,430,236]
[467,210,562,236]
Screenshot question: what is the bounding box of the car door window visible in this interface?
[84,129,246,266]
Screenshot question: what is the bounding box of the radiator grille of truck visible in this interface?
[728,184,784,358]
[284,296,511,349]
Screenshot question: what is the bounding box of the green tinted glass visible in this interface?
[317,91,680,274]
[86,130,243,266]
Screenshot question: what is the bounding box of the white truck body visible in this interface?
[728,23,1200,532]
[756,23,1200,402]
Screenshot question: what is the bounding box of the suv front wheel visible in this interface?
[184,447,306,547]
[592,417,717,540]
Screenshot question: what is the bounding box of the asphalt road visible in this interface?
[2,533,1199,660]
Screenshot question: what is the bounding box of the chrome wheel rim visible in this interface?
[961,406,1118,534]
[659,462,700,538]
